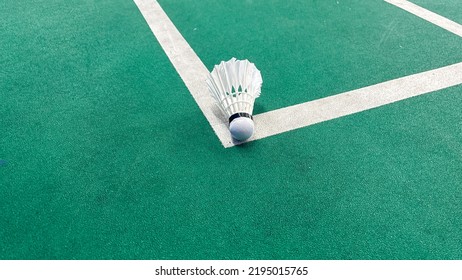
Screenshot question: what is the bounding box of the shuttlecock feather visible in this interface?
[206,58,262,141]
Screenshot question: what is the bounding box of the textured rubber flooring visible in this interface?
[1,0,461,259]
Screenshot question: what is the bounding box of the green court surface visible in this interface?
[1,0,461,259]
[158,0,462,113]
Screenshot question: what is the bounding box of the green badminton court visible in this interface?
[1,0,461,259]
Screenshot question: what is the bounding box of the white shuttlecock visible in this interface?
[206,58,262,142]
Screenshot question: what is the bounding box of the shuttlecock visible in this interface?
[206,58,262,142]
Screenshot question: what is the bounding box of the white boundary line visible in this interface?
[134,0,462,148]
[253,62,462,140]
[133,0,233,147]
[385,0,462,37]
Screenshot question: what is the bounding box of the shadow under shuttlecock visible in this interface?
[211,106,227,122]
[231,138,253,147]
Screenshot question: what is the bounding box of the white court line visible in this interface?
[385,0,462,38]
[253,62,462,141]
[133,0,233,147]
[134,0,462,148]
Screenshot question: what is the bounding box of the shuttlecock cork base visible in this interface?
[206,58,262,143]
[228,112,254,142]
